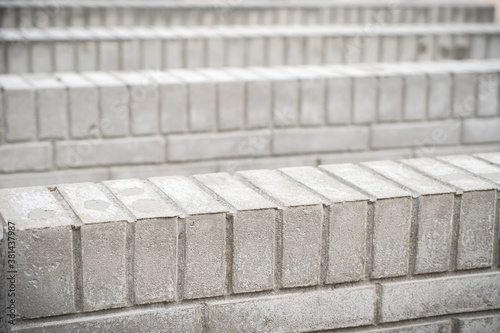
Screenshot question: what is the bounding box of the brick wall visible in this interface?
[1,60,500,189]
[0,152,499,332]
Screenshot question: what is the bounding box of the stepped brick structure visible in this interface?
[0,0,500,332]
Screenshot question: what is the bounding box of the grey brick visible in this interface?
[273,127,368,155]
[208,287,375,332]
[371,121,460,149]
[56,73,99,139]
[0,142,52,173]
[12,306,201,333]
[103,178,179,304]
[458,315,500,333]
[0,187,75,319]
[280,166,369,283]
[381,272,500,322]
[193,173,277,293]
[170,69,216,132]
[237,169,323,287]
[462,118,500,144]
[83,72,129,137]
[321,163,412,278]
[439,154,500,186]
[364,160,455,274]
[0,75,36,142]
[57,182,130,311]
[402,157,496,269]
[111,71,159,135]
[56,137,164,169]
[225,68,272,129]
[149,176,227,299]
[198,69,245,131]
[24,74,68,140]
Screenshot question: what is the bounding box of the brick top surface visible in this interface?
[149,176,228,215]
[103,178,180,219]
[401,158,496,192]
[0,186,73,230]
[57,182,131,224]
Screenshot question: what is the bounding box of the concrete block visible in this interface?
[321,163,412,278]
[380,272,500,322]
[120,39,141,71]
[453,72,476,118]
[488,34,500,58]
[439,154,500,186]
[31,41,53,73]
[56,73,99,139]
[0,186,75,318]
[404,73,427,121]
[24,74,68,140]
[324,36,343,64]
[470,34,488,59]
[164,38,184,69]
[206,35,225,68]
[12,306,201,333]
[400,35,418,62]
[149,176,227,299]
[477,72,499,117]
[142,40,163,70]
[251,67,298,127]
[111,71,159,135]
[459,315,500,333]
[0,168,109,190]
[0,142,52,173]
[83,72,129,137]
[306,66,351,125]
[246,36,265,66]
[147,71,188,134]
[284,36,304,66]
[280,166,368,283]
[45,29,75,72]
[103,178,179,304]
[169,130,270,162]
[6,39,30,74]
[208,287,375,332]
[225,35,245,67]
[278,67,324,126]
[267,36,285,66]
[371,121,460,149]
[273,127,368,155]
[57,182,130,311]
[225,68,272,129]
[219,155,317,175]
[76,40,98,72]
[427,72,452,119]
[193,173,277,293]
[364,160,455,274]
[198,69,244,131]
[381,35,399,62]
[341,67,376,124]
[417,35,435,61]
[237,169,323,288]
[462,118,500,144]
[369,321,451,333]
[305,35,323,65]
[402,157,496,269]
[475,152,500,166]
[378,74,403,122]
[0,75,36,141]
[170,69,216,132]
[56,137,164,169]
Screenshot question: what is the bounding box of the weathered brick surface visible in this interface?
[321,163,412,278]
[458,315,500,333]
[381,272,500,322]
[208,287,375,332]
[238,169,323,288]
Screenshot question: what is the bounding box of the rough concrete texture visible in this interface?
[80,221,128,311]
[208,287,375,332]
[11,306,201,333]
[193,173,277,293]
[363,160,455,274]
[0,187,75,318]
[369,321,451,333]
[458,315,500,333]
[381,272,500,322]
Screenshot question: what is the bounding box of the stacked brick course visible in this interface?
[1,153,499,332]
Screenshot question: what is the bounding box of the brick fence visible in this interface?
[1,152,499,332]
